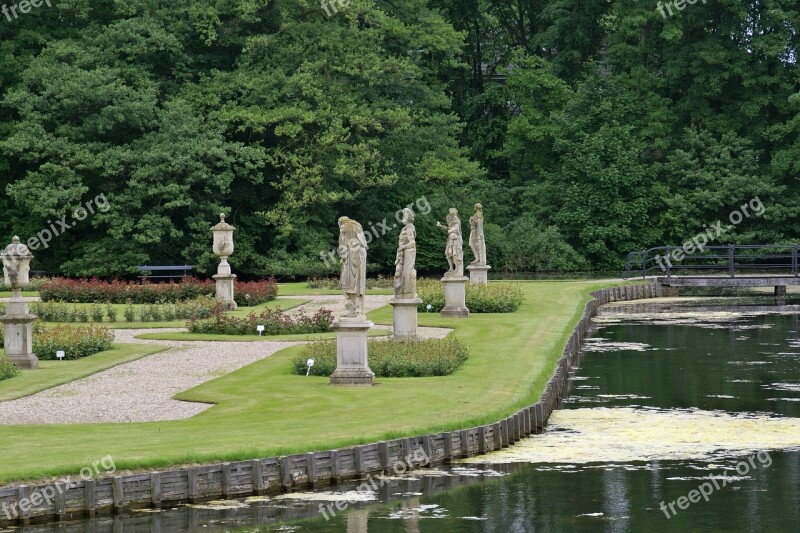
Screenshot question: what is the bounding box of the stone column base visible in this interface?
[213,274,238,311]
[1,313,38,370]
[330,316,375,386]
[466,264,491,285]
[440,276,470,318]
[390,298,423,339]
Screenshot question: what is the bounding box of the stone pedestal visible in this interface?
[213,273,237,311]
[390,298,423,339]
[0,298,38,369]
[330,316,375,386]
[440,276,470,318]
[467,264,491,285]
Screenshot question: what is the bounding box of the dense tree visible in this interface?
[0,0,797,275]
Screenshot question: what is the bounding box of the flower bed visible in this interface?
[33,325,115,360]
[294,337,469,377]
[416,279,524,313]
[188,307,333,336]
[39,277,277,306]
[31,297,218,323]
[0,323,114,362]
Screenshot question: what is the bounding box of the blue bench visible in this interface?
[136,265,194,280]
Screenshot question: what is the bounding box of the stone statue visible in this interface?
[469,203,487,266]
[394,208,417,299]
[338,216,368,317]
[436,208,464,277]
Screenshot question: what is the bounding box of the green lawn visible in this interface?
[279,281,393,296]
[135,329,391,342]
[0,280,615,483]
[0,344,166,402]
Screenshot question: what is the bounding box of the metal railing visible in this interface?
[622,244,800,279]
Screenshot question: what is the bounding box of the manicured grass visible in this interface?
[278,282,393,296]
[35,299,308,329]
[0,344,167,402]
[0,280,616,483]
[135,329,391,342]
[0,291,38,298]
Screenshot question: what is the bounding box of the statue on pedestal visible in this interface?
[469,203,487,266]
[394,208,417,299]
[436,208,464,277]
[338,217,368,317]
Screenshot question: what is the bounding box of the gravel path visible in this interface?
[0,295,450,425]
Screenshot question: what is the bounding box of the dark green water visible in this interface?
[17,299,800,532]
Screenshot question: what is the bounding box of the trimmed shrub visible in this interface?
[416,279,525,313]
[39,277,277,306]
[33,325,115,360]
[89,304,105,322]
[294,337,469,377]
[0,358,17,381]
[189,307,333,336]
[308,276,394,290]
[32,296,217,323]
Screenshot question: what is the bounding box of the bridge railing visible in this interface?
[622,244,800,279]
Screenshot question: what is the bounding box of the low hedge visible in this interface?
[33,325,115,360]
[0,358,18,381]
[416,279,524,313]
[188,307,333,336]
[294,337,469,378]
[0,323,113,360]
[39,277,277,306]
[308,276,394,290]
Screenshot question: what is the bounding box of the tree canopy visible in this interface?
[1,0,797,275]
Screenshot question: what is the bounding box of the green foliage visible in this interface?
[0,358,17,381]
[0,0,798,274]
[308,276,394,290]
[295,337,469,378]
[189,308,333,336]
[32,326,115,360]
[487,217,587,272]
[32,297,217,323]
[417,279,525,313]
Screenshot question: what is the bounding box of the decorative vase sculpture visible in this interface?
[330,217,375,386]
[391,208,423,339]
[436,209,470,318]
[211,213,237,311]
[466,203,491,284]
[0,236,38,369]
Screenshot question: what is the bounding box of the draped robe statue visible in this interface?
[469,203,487,266]
[394,208,417,299]
[436,208,464,277]
[338,217,368,317]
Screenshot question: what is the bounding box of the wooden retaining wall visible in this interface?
[0,281,658,527]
